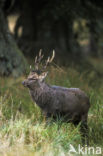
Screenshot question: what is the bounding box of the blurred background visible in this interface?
[1,1,103,155]
[1,0,103,77]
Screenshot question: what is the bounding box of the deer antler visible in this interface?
[43,50,55,69]
[34,50,55,70]
[34,49,44,70]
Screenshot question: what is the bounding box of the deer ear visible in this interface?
[39,72,48,81]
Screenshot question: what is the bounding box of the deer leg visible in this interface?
[80,114,89,145]
[43,112,53,127]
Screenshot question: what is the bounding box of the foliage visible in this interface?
[0,63,103,155]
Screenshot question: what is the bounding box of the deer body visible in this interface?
[29,82,90,123]
[22,50,90,144]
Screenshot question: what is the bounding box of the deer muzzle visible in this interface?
[22,80,28,87]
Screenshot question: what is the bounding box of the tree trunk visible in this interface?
[0,8,27,77]
[51,18,81,60]
[13,0,81,62]
[14,0,39,56]
[88,20,98,57]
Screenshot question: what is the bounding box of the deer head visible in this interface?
[22,50,55,89]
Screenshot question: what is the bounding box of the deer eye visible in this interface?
[28,78,36,80]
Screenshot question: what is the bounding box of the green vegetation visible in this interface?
[0,63,103,156]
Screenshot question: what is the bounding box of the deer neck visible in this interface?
[29,81,49,105]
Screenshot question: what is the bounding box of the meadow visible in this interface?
[0,60,103,156]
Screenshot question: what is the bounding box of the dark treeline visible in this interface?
[0,0,103,76]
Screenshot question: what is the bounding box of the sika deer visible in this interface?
[22,50,90,144]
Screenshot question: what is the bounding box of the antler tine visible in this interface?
[35,56,37,63]
[34,49,44,70]
[38,49,44,63]
[39,49,42,57]
[43,50,55,69]
[49,50,55,62]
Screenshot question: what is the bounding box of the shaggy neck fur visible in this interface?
[29,81,51,109]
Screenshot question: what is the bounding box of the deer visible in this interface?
[22,50,90,144]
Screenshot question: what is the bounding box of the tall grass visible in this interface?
[0,66,103,155]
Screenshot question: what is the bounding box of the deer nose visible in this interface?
[22,81,25,86]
